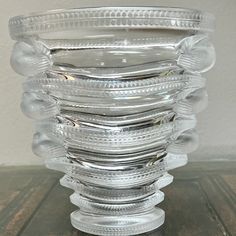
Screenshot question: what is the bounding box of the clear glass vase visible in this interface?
[9,7,215,236]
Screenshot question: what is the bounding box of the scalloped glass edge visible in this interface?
[45,154,187,188]
[60,173,173,202]
[9,7,215,40]
[69,191,164,214]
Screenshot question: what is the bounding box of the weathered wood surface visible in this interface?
[0,163,235,236]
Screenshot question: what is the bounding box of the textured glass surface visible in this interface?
[9,7,215,236]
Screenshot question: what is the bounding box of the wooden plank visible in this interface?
[160,179,227,236]
[200,175,236,235]
[173,162,236,176]
[140,226,164,236]
[222,175,236,194]
[0,169,58,236]
[0,174,31,212]
[19,182,77,236]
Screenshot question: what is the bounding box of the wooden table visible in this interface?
[0,162,235,236]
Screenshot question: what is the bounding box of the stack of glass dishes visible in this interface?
[9,7,215,236]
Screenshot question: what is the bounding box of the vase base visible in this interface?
[71,207,165,236]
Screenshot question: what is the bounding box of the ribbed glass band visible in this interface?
[9,7,215,39]
[60,173,173,202]
[71,207,165,236]
[45,154,187,188]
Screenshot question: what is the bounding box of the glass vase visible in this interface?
[9,7,215,236]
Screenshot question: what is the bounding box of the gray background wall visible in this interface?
[0,0,235,165]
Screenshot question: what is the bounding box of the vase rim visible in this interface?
[9,6,215,40]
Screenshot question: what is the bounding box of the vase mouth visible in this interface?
[9,6,215,40]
